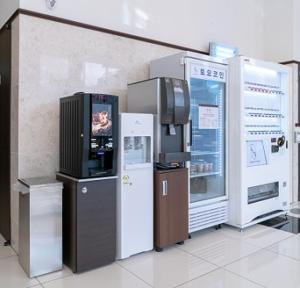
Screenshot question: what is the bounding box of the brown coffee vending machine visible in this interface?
[154,168,189,251]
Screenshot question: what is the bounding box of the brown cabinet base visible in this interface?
[57,174,116,273]
[154,168,188,250]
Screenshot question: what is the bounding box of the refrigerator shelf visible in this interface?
[245,88,284,95]
[245,107,280,112]
[191,151,220,156]
[192,127,220,130]
[245,113,284,118]
[190,171,221,178]
[248,130,283,135]
[190,104,219,108]
[245,81,279,90]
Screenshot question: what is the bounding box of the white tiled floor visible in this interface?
[0,233,16,259]
[226,250,300,288]
[0,223,299,288]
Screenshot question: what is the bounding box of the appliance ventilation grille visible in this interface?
[189,202,228,233]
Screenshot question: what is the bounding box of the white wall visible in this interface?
[263,0,293,62]
[293,0,300,61]
[18,0,266,58]
[0,0,19,28]
[2,0,299,61]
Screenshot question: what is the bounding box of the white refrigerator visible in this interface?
[116,113,153,259]
[150,52,229,233]
[228,56,291,229]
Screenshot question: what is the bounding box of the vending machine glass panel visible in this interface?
[244,64,288,137]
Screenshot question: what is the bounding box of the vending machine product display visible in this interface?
[228,56,291,229]
[150,52,228,233]
[116,113,154,259]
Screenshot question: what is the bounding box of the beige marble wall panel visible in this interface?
[17,14,180,179]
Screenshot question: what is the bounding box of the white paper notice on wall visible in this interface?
[191,63,226,82]
[198,105,219,129]
[246,140,267,167]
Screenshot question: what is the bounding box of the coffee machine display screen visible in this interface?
[91,104,113,137]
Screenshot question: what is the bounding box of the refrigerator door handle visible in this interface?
[162,180,168,196]
[189,120,193,147]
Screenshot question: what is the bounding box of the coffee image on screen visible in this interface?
[92,104,112,137]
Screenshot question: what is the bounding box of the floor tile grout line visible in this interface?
[184,225,293,251]
[219,243,300,287]
[36,276,43,284]
[180,231,299,270]
[222,266,267,288]
[176,238,266,269]
[222,248,277,269]
[262,232,300,249]
[115,261,154,287]
[239,232,295,250]
[261,245,300,263]
[116,249,221,288]
[36,273,75,286]
[264,248,300,262]
[177,232,264,252]
[175,245,221,268]
[174,267,267,288]
[216,247,266,268]
[172,266,220,288]
[222,244,300,288]
[170,266,220,288]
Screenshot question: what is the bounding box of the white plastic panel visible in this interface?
[124,136,151,166]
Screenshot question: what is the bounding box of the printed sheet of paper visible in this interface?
[198,105,219,129]
[247,140,267,167]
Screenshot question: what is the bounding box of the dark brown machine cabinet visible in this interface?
[154,168,188,251]
[57,174,116,273]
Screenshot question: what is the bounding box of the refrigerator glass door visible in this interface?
[188,62,226,203]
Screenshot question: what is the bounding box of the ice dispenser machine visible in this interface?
[128,77,191,167]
